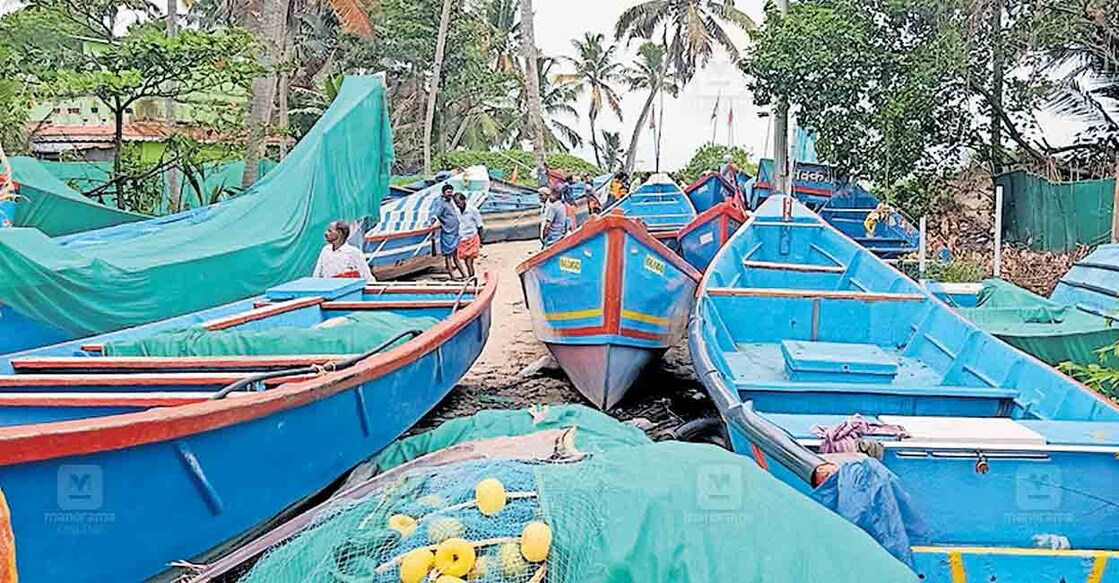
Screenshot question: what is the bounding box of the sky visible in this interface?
[0,0,1081,172]
[535,0,769,170]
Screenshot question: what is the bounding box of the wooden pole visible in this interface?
[993,184,1004,278]
[772,0,789,195]
[918,216,927,279]
[1111,162,1119,242]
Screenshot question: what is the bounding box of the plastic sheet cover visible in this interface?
[0,75,393,336]
[8,157,146,236]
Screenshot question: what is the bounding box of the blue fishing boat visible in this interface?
[518,214,701,409]
[750,159,919,259]
[690,196,1119,582]
[608,172,697,252]
[0,275,495,581]
[682,170,747,213]
[677,200,749,271]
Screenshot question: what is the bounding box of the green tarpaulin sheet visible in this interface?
[960,279,1118,367]
[0,75,393,336]
[999,171,1116,252]
[103,312,437,357]
[8,157,147,236]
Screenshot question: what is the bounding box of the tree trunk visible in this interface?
[519,0,548,170]
[589,112,601,168]
[423,0,454,179]
[241,0,290,188]
[990,0,1004,173]
[278,16,294,159]
[624,85,657,172]
[166,0,180,211]
[113,102,125,209]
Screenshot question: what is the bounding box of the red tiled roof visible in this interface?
[31,121,291,146]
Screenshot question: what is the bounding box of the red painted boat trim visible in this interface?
[364,285,481,295]
[551,325,608,338]
[603,228,624,334]
[10,355,349,372]
[755,181,834,198]
[650,230,679,241]
[619,327,669,343]
[0,273,498,466]
[683,172,736,195]
[0,393,225,408]
[321,300,469,310]
[363,224,437,243]
[203,297,324,331]
[81,344,104,354]
[676,200,749,240]
[750,443,770,470]
[515,214,701,281]
[0,373,312,388]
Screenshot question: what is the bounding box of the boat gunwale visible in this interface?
[676,200,749,241]
[514,213,701,281]
[0,272,498,466]
[682,171,739,196]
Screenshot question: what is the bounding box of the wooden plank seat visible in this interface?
[707,287,926,302]
[736,379,1019,400]
[10,355,352,374]
[0,372,315,392]
[201,297,324,331]
[321,299,472,310]
[742,260,845,274]
[0,391,250,408]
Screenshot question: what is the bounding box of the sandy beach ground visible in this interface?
[413,239,717,437]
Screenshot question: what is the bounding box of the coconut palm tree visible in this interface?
[484,0,520,74]
[556,32,625,167]
[623,42,677,172]
[614,0,755,84]
[503,57,584,152]
[519,0,548,171]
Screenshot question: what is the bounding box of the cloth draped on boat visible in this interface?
[6,156,146,236]
[102,312,438,357]
[811,414,908,454]
[368,171,488,234]
[810,458,929,567]
[0,75,394,337]
[237,405,917,582]
[959,278,1119,367]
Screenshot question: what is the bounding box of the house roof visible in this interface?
[29,121,292,152]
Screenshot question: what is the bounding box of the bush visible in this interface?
[435,150,600,185]
[678,143,758,184]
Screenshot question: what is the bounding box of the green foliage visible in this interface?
[1058,342,1119,403]
[876,171,956,222]
[742,0,972,187]
[112,144,163,215]
[678,143,757,184]
[900,257,987,284]
[435,150,600,184]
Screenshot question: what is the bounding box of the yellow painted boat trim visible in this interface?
[620,310,669,325]
[913,546,1119,558]
[947,551,967,583]
[544,309,603,321]
[0,487,16,583]
[1087,555,1109,583]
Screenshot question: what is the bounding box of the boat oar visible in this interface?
[209,329,425,400]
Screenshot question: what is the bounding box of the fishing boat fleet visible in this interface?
[0,74,1114,582]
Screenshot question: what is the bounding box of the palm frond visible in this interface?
[614,0,668,41]
[323,0,373,38]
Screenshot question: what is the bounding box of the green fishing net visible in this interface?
[103,312,438,357]
[234,406,917,583]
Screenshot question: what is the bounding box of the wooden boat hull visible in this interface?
[517,215,700,409]
[689,196,1119,581]
[677,201,748,271]
[0,277,495,581]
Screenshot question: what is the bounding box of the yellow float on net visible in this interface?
[520,521,552,562]
[398,548,434,583]
[434,537,476,577]
[474,478,507,516]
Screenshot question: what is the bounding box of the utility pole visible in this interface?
[772,0,790,195]
[165,0,180,211]
[990,0,1004,174]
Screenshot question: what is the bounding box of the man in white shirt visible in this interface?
[312,220,374,280]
